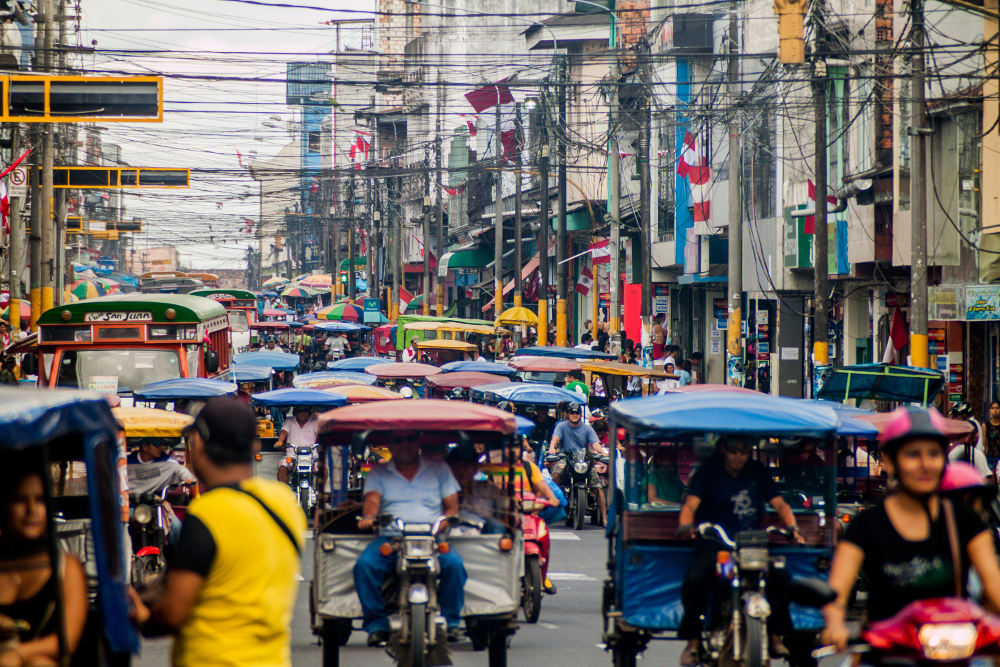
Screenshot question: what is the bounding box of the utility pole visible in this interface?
[348,170,356,300]
[53,0,67,306]
[435,124,445,316]
[537,123,550,346]
[909,0,930,368]
[608,74,621,339]
[725,4,744,383]
[494,99,504,319]
[38,0,54,316]
[392,170,402,322]
[8,126,23,340]
[28,144,39,330]
[556,56,568,346]
[514,102,524,310]
[639,95,652,348]
[812,9,830,373]
[422,148,431,315]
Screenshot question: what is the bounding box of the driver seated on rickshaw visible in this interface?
[676,436,804,666]
[275,406,318,484]
[446,444,507,535]
[354,432,467,648]
[127,437,196,545]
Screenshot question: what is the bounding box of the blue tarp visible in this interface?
[610,391,839,439]
[312,321,371,333]
[133,378,237,401]
[476,382,587,407]
[233,349,300,371]
[229,365,273,383]
[440,360,518,377]
[513,345,614,360]
[250,387,348,407]
[0,388,117,450]
[292,370,377,387]
[515,415,536,437]
[815,363,945,405]
[326,356,394,372]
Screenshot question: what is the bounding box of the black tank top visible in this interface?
[0,573,58,641]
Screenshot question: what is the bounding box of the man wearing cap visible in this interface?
[275,405,318,484]
[131,397,305,667]
[126,436,196,545]
[547,403,605,522]
[354,433,466,647]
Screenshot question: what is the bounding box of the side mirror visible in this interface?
[788,577,837,608]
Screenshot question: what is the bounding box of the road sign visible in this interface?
[8,165,26,197]
[363,298,382,324]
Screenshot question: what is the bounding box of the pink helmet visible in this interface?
[940,461,987,493]
[878,406,950,456]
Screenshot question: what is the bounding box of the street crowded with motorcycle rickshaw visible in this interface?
[603,391,842,667]
[366,362,442,398]
[309,400,526,667]
[425,371,516,400]
[0,388,139,665]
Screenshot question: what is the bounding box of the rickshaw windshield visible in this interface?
[229,309,250,332]
[58,348,181,392]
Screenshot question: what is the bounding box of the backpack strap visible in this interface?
[230,486,302,558]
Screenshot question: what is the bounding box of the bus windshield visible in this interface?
[56,348,183,393]
[228,309,250,332]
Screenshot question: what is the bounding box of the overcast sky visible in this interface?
[77,0,374,271]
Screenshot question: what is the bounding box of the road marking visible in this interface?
[539,622,560,630]
[548,532,582,541]
[296,573,305,581]
[547,572,597,582]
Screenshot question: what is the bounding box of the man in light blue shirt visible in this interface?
[354,433,466,646]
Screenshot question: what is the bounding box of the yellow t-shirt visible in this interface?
[172,477,306,667]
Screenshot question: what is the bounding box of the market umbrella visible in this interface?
[0,301,30,322]
[261,308,290,318]
[70,279,106,300]
[496,306,538,327]
[262,276,288,288]
[317,302,363,322]
[281,285,317,299]
[299,273,333,289]
[95,277,120,294]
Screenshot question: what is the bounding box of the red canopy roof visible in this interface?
[854,411,975,440]
[426,371,514,390]
[318,399,517,435]
[365,362,442,379]
[508,355,581,373]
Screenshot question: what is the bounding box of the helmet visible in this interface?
[450,387,465,400]
[398,385,414,399]
[950,402,973,419]
[497,400,515,413]
[266,335,277,344]
[940,462,988,493]
[590,408,606,421]
[878,406,950,457]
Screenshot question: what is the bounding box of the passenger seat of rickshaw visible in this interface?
[52,496,100,589]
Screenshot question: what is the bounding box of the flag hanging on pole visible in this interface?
[677,132,711,223]
[459,113,479,136]
[465,79,519,164]
[0,180,9,234]
[589,239,611,264]
[881,307,909,363]
[575,266,593,296]
[804,179,838,234]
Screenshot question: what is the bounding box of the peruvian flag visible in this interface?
[243,217,253,235]
[465,79,519,164]
[412,234,437,267]
[349,131,372,168]
[804,179,838,234]
[575,266,593,296]
[0,180,9,235]
[589,239,610,264]
[460,113,478,136]
[236,148,243,167]
[677,131,711,223]
[881,307,909,364]
[441,184,465,197]
[399,286,415,309]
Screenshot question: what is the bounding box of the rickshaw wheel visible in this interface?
[573,488,587,530]
[521,555,543,623]
[320,619,351,667]
[410,603,426,667]
[611,634,639,667]
[487,628,507,667]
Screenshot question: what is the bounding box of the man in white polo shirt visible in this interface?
[275,405,317,483]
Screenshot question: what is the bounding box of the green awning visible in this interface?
[549,209,593,232]
[339,256,367,270]
[440,246,491,271]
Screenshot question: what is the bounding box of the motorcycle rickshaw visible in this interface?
[322,383,405,404]
[365,362,442,398]
[327,356,395,373]
[250,387,348,512]
[425,371,516,400]
[310,400,524,667]
[507,354,581,386]
[0,388,139,663]
[439,360,518,378]
[232,348,300,373]
[229,363,274,393]
[250,321,295,349]
[294,370,377,389]
[512,345,615,361]
[373,324,396,357]
[603,391,840,667]
[415,339,478,366]
[132,377,237,414]
[578,360,669,405]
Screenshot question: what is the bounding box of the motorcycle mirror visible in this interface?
[788,577,837,608]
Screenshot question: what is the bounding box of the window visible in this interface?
[308,131,321,154]
[228,310,250,333]
[656,114,676,241]
[58,348,182,393]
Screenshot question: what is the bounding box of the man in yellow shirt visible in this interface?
[132,397,305,667]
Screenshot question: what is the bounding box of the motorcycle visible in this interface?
[814,597,1000,665]
[519,493,551,623]
[694,522,797,667]
[288,445,316,515]
[547,448,607,531]
[128,483,191,585]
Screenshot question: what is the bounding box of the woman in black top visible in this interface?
[0,465,88,666]
[821,406,1000,651]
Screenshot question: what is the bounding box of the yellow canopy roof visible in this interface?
[578,360,669,378]
[495,306,538,326]
[113,407,193,438]
[416,339,478,352]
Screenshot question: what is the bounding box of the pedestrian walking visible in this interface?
[130,397,305,667]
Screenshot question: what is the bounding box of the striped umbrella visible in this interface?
[262,276,288,288]
[300,274,333,289]
[95,277,120,294]
[280,285,317,299]
[317,302,363,322]
[70,279,106,300]
[0,301,30,322]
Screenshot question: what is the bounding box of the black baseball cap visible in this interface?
[185,397,257,462]
[566,403,582,414]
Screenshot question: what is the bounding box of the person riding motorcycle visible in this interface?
[325,330,351,359]
[126,437,196,545]
[676,436,804,665]
[354,432,467,648]
[275,405,317,484]
[820,406,1000,652]
[547,402,605,524]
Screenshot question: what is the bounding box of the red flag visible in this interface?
[575,266,593,296]
[890,307,908,350]
[442,185,464,197]
[460,114,478,136]
[804,179,838,235]
[0,149,31,180]
[399,286,414,307]
[412,234,437,267]
[500,128,519,163]
[236,149,243,167]
[465,80,514,113]
[0,180,9,234]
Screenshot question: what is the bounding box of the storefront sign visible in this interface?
[929,286,962,321]
[966,285,1000,321]
[653,296,669,315]
[713,298,727,320]
[928,327,946,355]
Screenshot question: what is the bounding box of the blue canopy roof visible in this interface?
[312,321,371,333]
[250,387,348,407]
[515,415,536,437]
[292,370,377,387]
[800,399,877,438]
[133,378,237,401]
[513,345,615,360]
[476,382,587,406]
[233,349,300,371]
[0,388,119,451]
[610,391,840,439]
[816,363,945,405]
[230,364,273,383]
[326,356,394,372]
[440,360,518,377]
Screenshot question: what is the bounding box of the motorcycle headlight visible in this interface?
[573,461,589,474]
[744,592,771,619]
[407,583,429,605]
[738,547,770,571]
[918,623,978,661]
[134,504,153,525]
[403,538,435,559]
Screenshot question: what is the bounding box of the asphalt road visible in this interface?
[134,525,685,666]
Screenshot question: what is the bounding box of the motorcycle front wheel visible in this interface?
[410,602,426,667]
[744,615,768,667]
[574,487,587,530]
[298,487,310,514]
[522,555,542,623]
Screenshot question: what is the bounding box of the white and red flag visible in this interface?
[459,114,479,136]
[575,266,593,296]
[465,80,519,163]
[349,131,372,168]
[0,180,9,234]
[677,131,711,223]
[589,239,610,264]
[881,307,909,364]
[804,179,838,234]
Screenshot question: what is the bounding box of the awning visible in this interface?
[339,256,367,271]
[438,245,492,276]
